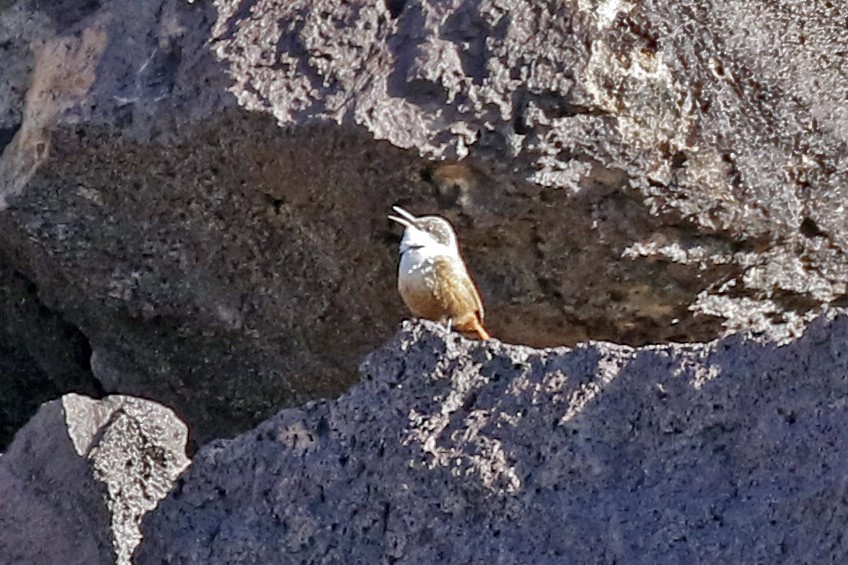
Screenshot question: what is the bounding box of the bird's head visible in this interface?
[388,206,459,255]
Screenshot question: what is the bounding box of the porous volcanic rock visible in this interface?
[0,0,846,447]
[0,393,189,565]
[136,315,848,563]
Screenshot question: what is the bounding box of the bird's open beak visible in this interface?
[388,205,418,228]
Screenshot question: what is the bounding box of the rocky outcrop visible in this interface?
[136,315,848,563]
[1,0,846,560]
[0,394,189,565]
[0,0,845,449]
[3,314,846,563]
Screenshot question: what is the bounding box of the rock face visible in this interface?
[0,0,846,449]
[0,394,189,565]
[2,0,847,561]
[136,315,848,563]
[205,0,848,340]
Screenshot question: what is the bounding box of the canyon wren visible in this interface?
[388,206,490,340]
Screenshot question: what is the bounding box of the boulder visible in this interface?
[137,314,848,563]
[0,393,189,565]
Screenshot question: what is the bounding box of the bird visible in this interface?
[388,205,490,340]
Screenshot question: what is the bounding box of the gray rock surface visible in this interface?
[0,393,189,565]
[136,315,848,563]
[0,0,845,447]
[213,0,848,333]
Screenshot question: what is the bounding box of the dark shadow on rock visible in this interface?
[0,252,102,449]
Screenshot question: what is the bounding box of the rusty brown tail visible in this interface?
[472,318,490,340]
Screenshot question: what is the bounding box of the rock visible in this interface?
[0,0,846,446]
[0,393,189,565]
[210,0,848,337]
[137,315,848,563]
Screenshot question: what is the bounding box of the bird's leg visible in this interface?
[444,317,453,333]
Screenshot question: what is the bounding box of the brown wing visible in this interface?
[459,265,485,322]
[433,256,485,325]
